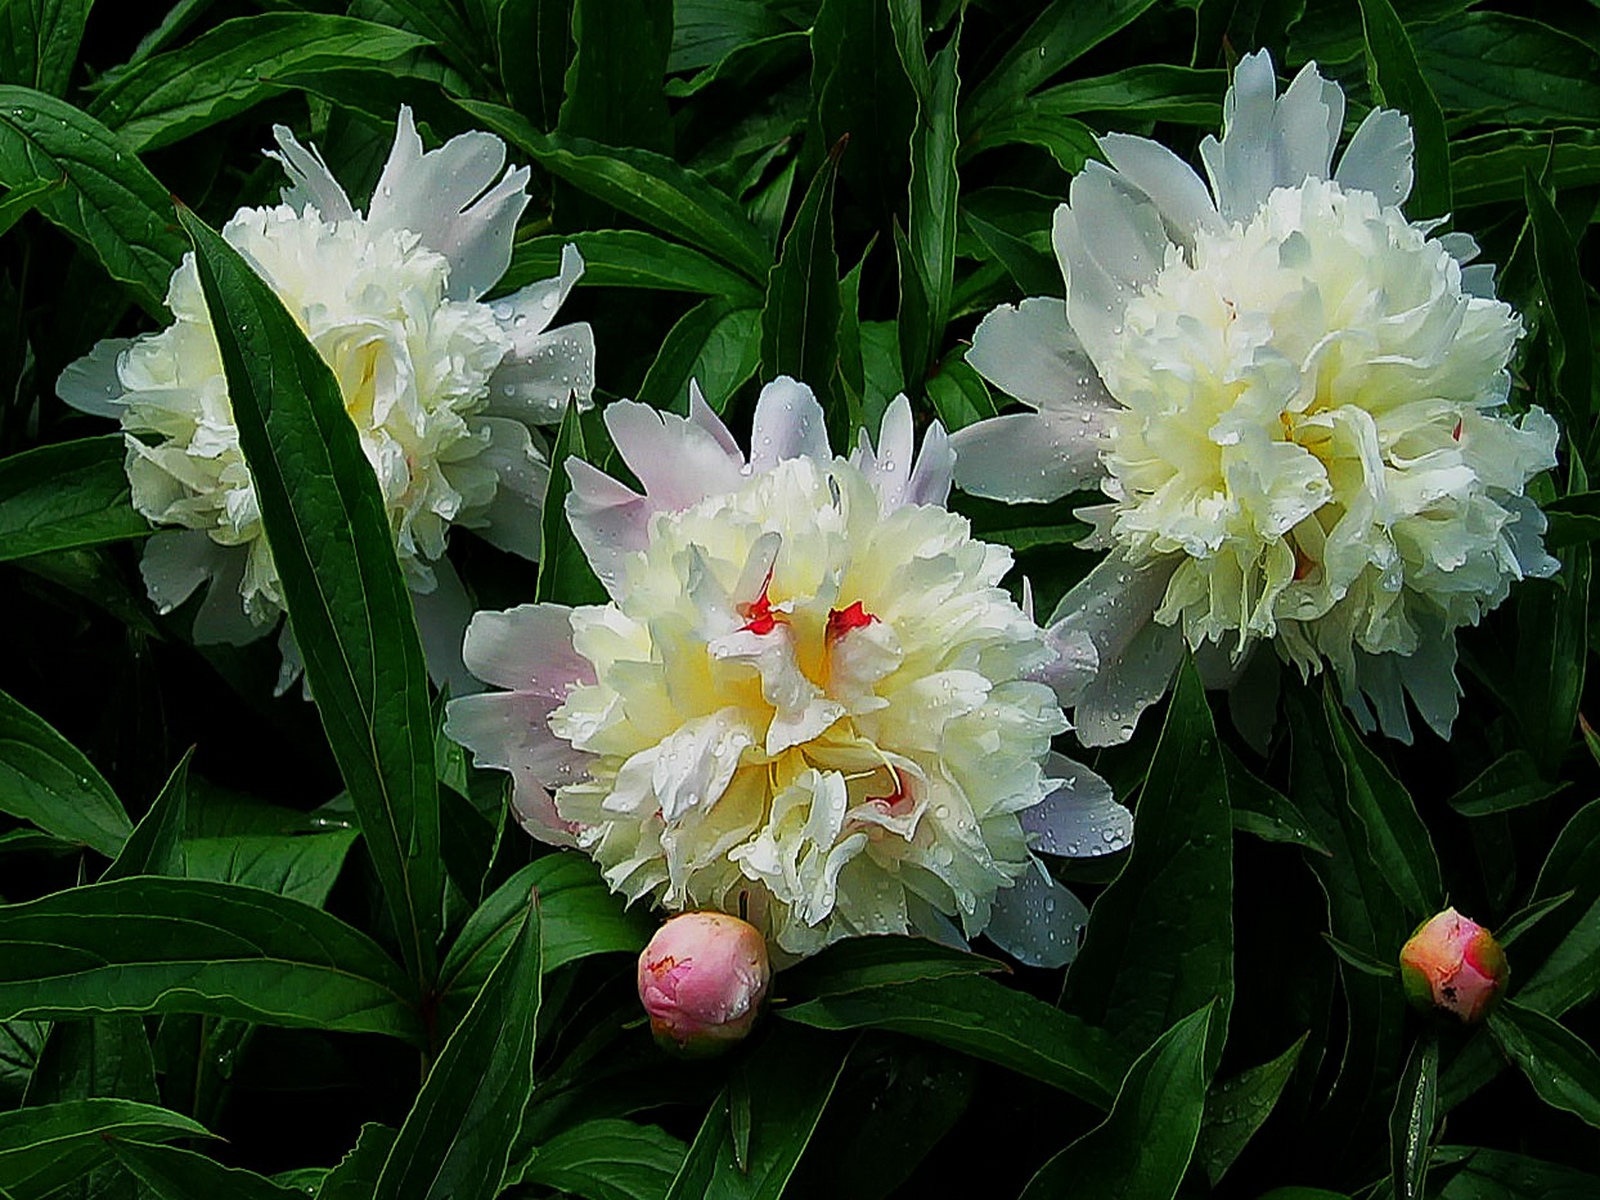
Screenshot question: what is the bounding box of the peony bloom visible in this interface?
[1399,907,1507,1024]
[951,51,1558,745]
[446,378,1130,964]
[56,107,594,692]
[637,911,770,1055]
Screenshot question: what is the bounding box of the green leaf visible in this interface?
[557,0,672,155]
[458,102,772,282]
[1487,1001,1600,1129]
[317,1124,397,1200]
[1545,490,1600,549]
[889,1,959,383]
[961,0,1161,138]
[0,437,151,564]
[1323,690,1444,920]
[1525,169,1593,437]
[777,937,1005,1002]
[1062,656,1233,1076]
[970,107,1101,173]
[0,1098,207,1200]
[1512,546,1589,778]
[0,0,91,96]
[0,686,131,858]
[535,398,607,606]
[0,171,61,238]
[1357,0,1452,219]
[963,209,1061,298]
[183,830,359,908]
[780,974,1127,1108]
[1496,890,1574,948]
[514,1118,686,1198]
[373,891,541,1200]
[1020,1005,1213,1200]
[177,204,441,986]
[495,0,572,131]
[1005,64,1227,130]
[24,1016,158,1107]
[923,344,997,434]
[1224,746,1330,854]
[502,231,763,305]
[1414,14,1600,126]
[760,143,840,392]
[1389,1033,1439,1200]
[438,853,649,1017]
[1453,127,1600,209]
[1197,1034,1306,1187]
[0,877,423,1044]
[110,1142,303,1200]
[88,16,428,153]
[0,87,185,315]
[664,1024,847,1200]
[102,748,190,882]
[1433,1147,1600,1199]
[365,0,490,90]
[1448,750,1565,817]
[634,297,762,416]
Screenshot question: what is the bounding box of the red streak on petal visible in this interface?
[739,573,782,635]
[1452,418,1464,441]
[827,600,877,642]
[868,768,915,817]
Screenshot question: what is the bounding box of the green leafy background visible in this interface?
[1,1,1598,1198]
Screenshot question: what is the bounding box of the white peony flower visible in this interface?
[56,107,595,692]
[951,51,1559,745]
[445,378,1131,964]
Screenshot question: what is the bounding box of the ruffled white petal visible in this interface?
[965,298,1115,420]
[461,603,593,694]
[57,338,134,419]
[1069,162,1168,294]
[950,412,1101,503]
[268,125,355,221]
[367,106,531,301]
[1097,132,1223,249]
[1334,107,1414,210]
[463,417,550,561]
[1053,204,1128,374]
[484,322,596,426]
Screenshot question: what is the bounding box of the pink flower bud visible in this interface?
[1398,907,1508,1024]
[637,912,771,1056]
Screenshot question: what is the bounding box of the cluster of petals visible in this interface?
[446,379,1130,962]
[57,107,594,691]
[952,51,1559,744]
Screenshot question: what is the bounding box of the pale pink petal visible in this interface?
[604,398,747,510]
[688,380,742,460]
[508,764,579,847]
[905,418,954,508]
[563,458,652,597]
[460,602,593,695]
[1022,752,1130,857]
[748,377,830,473]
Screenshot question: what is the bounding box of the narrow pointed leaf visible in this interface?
[103,748,190,882]
[1020,1005,1213,1200]
[0,877,423,1044]
[1357,0,1451,219]
[537,399,607,606]
[0,87,185,314]
[0,437,151,564]
[1062,656,1233,1075]
[176,204,441,985]
[761,144,840,390]
[0,1098,207,1200]
[1488,1001,1600,1130]
[0,687,130,857]
[374,893,542,1200]
[110,1141,303,1200]
[1389,1033,1439,1200]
